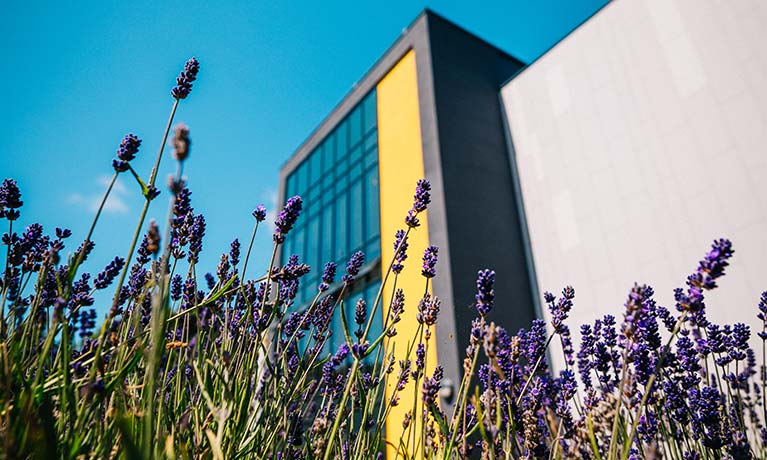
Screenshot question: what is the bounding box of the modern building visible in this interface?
[278,0,767,450]
[500,0,767,369]
[277,9,538,449]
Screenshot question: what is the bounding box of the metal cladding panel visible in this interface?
[426,14,534,372]
[502,0,767,369]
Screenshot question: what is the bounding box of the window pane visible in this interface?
[349,106,362,147]
[365,167,379,240]
[349,145,362,165]
[322,135,335,173]
[349,162,363,182]
[295,161,308,195]
[321,205,334,267]
[364,91,377,135]
[308,216,320,277]
[364,146,378,169]
[286,173,297,198]
[336,121,348,160]
[310,147,322,186]
[349,180,363,251]
[334,193,348,261]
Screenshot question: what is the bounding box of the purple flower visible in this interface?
[112,134,142,173]
[0,179,23,221]
[171,123,191,161]
[171,57,200,100]
[547,285,574,333]
[756,291,767,340]
[318,262,336,292]
[94,256,125,290]
[116,134,141,162]
[171,274,183,301]
[416,294,440,326]
[188,215,206,264]
[421,245,438,278]
[55,227,71,239]
[354,298,367,326]
[273,196,302,244]
[412,179,431,212]
[475,269,495,317]
[229,238,240,266]
[676,239,734,324]
[343,251,365,284]
[404,179,431,228]
[392,229,409,274]
[252,204,267,222]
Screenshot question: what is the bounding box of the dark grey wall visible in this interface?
[426,14,536,363]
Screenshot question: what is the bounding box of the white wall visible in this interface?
[501,0,767,367]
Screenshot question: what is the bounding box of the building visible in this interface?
[279,0,767,450]
[500,0,767,369]
[277,9,538,449]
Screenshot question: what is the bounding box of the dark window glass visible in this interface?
[349,180,363,251]
[308,216,320,276]
[335,193,348,262]
[296,161,309,195]
[323,135,335,173]
[321,205,334,267]
[336,121,348,160]
[349,162,363,183]
[364,130,377,151]
[365,167,379,240]
[349,145,362,165]
[349,106,362,147]
[286,173,297,198]
[364,91,377,135]
[310,147,322,186]
[364,146,378,169]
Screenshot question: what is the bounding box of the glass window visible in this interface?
[296,160,309,195]
[364,146,377,170]
[293,227,306,262]
[336,121,348,161]
[310,147,322,186]
[364,92,377,135]
[322,173,334,192]
[349,106,362,147]
[349,180,364,251]
[349,162,363,183]
[364,131,377,151]
[321,205,334,268]
[286,173,297,199]
[335,174,348,195]
[322,135,335,173]
[308,216,320,275]
[334,193,348,262]
[365,167,379,240]
[349,145,362,165]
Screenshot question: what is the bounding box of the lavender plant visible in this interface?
[1,57,766,460]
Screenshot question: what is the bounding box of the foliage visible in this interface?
[1,57,766,460]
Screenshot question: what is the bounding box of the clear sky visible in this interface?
[0,0,606,314]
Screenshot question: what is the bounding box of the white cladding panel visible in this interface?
[501,0,767,367]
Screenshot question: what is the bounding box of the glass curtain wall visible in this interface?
[283,90,382,350]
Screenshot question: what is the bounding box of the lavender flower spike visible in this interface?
[475,269,495,317]
[252,204,267,222]
[171,57,200,100]
[318,262,337,292]
[0,178,23,221]
[421,245,439,278]
[112,134,142,173]
[273,196,302,243]
[343,251,365,284]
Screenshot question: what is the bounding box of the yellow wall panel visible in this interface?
[377,49,438,459]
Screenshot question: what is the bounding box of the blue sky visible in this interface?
[0,0,605,313]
